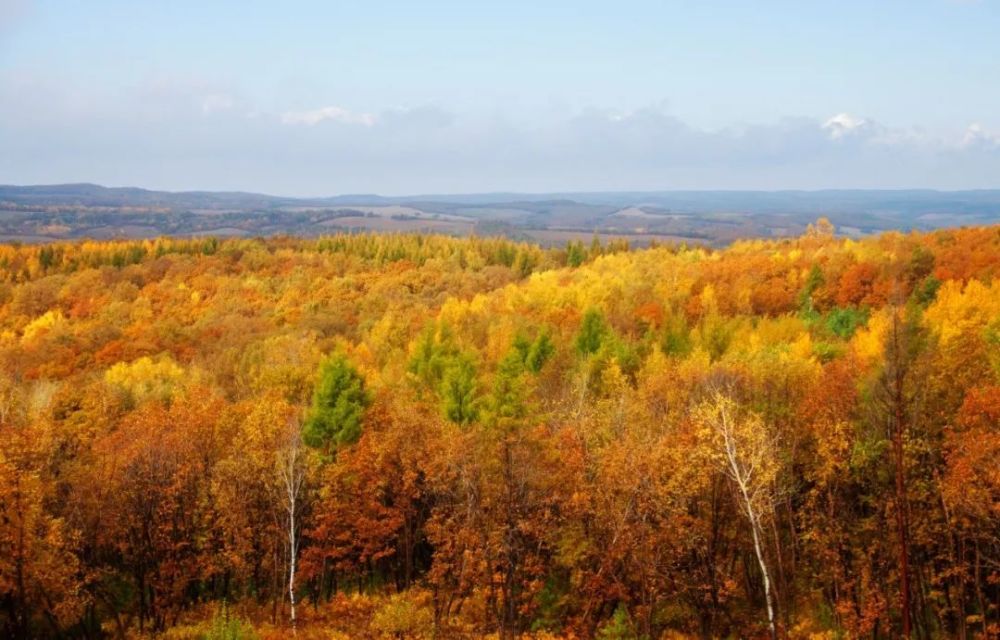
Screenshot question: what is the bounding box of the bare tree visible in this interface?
[695,386,780,640]
[871,304,925,639]
[275,419,306,632]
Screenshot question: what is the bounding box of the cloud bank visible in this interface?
[1,77,998,195]
[280,106,377,127]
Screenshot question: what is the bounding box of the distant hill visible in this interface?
[0,183,310,210]
[2,183,1000,245]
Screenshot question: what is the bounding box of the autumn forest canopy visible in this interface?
[2,223,1000,639]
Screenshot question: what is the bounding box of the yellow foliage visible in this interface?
[21,309,66,342]
[370,590,435,639]
[438,296,472,330]
[104,355,186,401]
[924,279,1000,346]
[790,331,815,362]
[851,307,890,365]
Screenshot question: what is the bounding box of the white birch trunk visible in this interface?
[279,426,305,634]
[716,394,778,640]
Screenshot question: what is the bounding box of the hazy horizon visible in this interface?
[8,181,1000,201]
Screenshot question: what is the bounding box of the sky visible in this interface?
[1,0,999,196]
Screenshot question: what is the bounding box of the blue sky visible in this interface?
[1,0,999,195]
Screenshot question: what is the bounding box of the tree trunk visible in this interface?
[283,436,302,634]
[747,502,777,640]
[288,490,297,632]
[892,419,911,639]
[889,313,912,640]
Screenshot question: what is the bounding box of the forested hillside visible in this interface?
[1,222,999,639]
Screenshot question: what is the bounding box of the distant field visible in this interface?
[321,216,475,234]
[3,184,1000,246]
[523,228,699,246]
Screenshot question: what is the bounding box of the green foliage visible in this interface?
[596,604,643,640]
[486,348,529,425]
[799,307,822,326]
[849,427,888,476]
[661,314,692,357]
[201,606,258,640]
[909,245,935,282]
[609,339,641,381]
[526,332,555,373]
[440,354,479,425]
[825,307,868,339]
[512,329,556,373]
[812,341,843,363]
[700,316,734,362]
[576,308,609,356]
[513,248,538,278]
[566,241,588,267]
[574,308,642,385]
[530,575,570,632]
[408,323,459,388]
[912,275,941,306]
[410,323,486,424]
[303,353,370,451]
[798,264,825,311]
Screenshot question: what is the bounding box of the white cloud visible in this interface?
[280,105,377,127]
[822,113,871,140]
[819,113,942,148]
[962,123,1000,149]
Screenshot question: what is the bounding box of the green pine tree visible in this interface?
[303,353,370,453]
[575,308,609,356]
[440,355,479,425]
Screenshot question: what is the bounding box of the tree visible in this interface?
[524,331,555,373]
[91,390,224,633]
[276,418,306,630]
[566,241,587,268]
[576,308,609,356]
[426,343,556,639]
[440,354,479,425]
[303,353,369,453]
[799,263,828,314]
[694,382,781,640]
[869,306,925,639]
[941,386,1000,638]
[304,391,438,598]
[806,217,835,239]
[0,423,86,638]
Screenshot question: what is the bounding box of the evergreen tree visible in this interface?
[525,331,554,373]
[566,241,587,267]
[440,355,479,425]
[575,308,609,356]
[303,353,369,452]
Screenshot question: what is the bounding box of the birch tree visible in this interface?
[695,385,781,640]
[276,419,306,632]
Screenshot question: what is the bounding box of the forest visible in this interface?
[1,221,999,639]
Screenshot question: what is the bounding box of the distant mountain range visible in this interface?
[3,183,1000,245]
